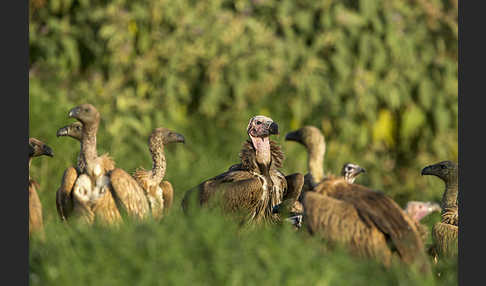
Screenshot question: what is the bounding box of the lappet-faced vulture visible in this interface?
[29,138,53,237]
[133,127,185,220]
[422,161,458,262]
[404,201,441,243]
[182,115,303,225]
[285,127,428,269]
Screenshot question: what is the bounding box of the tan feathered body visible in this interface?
[304,178,427,268]
[29,180,44,236]
[29,138,53,238]
[58,104,150,225]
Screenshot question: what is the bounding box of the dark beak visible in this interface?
[172,132,185,144]
[358,167,366,174]
[285,130,301,142]
[421,165,432,176]
[68,107,79,118]
[56,126,69,137]
[43,145,54,157]
[269,122,279,135]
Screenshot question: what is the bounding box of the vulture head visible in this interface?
[29,138,54,158]
[404,201,441,222]
[285,126,325,153]
[56,122,83,141]
[421,161,458,183]
[68,104,100,126]
[341,163,366,184]
[247,115,278,165]
[150,127,185,148]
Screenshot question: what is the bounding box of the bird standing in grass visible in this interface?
[133,127,185,219]
[182,115,303,225]
[285,127,427,269]
[58,104,150,225]
[422,161,458,262]
[29,138,53,237]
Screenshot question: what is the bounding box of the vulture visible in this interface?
[133,127,185,219]
[421,161,458,261]
[55,121,117,222]
[403,201,441,243]
[56,122,115,174]
[273,162,366,220]
[285,127,427,268]
[182,115,304,225]
[29,138,53,237]
[57,104,149,225]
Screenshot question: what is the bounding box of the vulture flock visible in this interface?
[29,104,458,271]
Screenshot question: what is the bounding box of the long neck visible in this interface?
[307,143,325,183]
[28,157,33,180]
[81,122,98,164]
[442,172,458,210]
[252,136,271,166]
[150,144,166,184]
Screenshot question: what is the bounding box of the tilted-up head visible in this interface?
[247,115,279,139]
[150,127,185,147]
[404,201,441,222]
[68,104,100,126]
[421,160,458,183]
[29,138,54,158]
[341,163,366,184]
[56,122,83,141]
[285,126,325,151]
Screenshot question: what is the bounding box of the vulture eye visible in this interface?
[256,121,262,125]
[84,108,89,112]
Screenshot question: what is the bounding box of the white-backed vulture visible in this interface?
[29,138,53,237]
[55,121,116,222]
[273,162,366,226]
[285,127,427,269]
[133,127,185,219]
[56,121,115,173]
[421,161,458,262]
[182,115,304,225]
[58,104,149,225]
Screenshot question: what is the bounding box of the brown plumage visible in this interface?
[422,161,458,261]
[56,121,115,173]
[58,104,150,225]
[273,162,365,227]
[55,121,115,222]
[29,138,53,237]
[133,127,185,219]
[182,115,303,225]
[285,127,427,268]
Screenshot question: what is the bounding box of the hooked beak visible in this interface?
[269,122,279,135]
[68,107,79,118]
[357,166,366,174]
[421,165,433,176]
[285,130,302,142]
[173,132,185,144]
[43,145,54,157]
[56,126,69,137]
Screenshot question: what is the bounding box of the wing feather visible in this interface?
[108,168,150,220]
[320,179,425,264]
[56,166,78,221]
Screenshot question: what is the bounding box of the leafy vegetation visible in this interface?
[29,0,457,285]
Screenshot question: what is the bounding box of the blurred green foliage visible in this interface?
[29,0,457,284]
